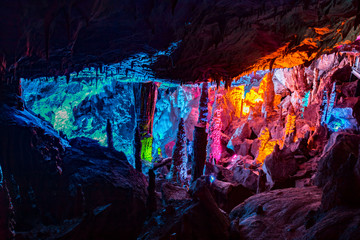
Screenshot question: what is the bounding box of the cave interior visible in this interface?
[1,0,360,239]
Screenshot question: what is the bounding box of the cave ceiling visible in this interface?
[1,0,360,83]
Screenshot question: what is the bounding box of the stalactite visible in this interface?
[66,73,70,84]
[106,119,114,149]
[169,118,188,184]
[320,89,328,125]
[312,68,319,102]
[326,82,337,124]
[207,92,223,165]
[259,72,275,118]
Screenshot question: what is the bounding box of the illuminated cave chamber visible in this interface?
[11,43,360,240]
[2,1,360,239]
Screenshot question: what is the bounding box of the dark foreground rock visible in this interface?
[190,176,254,213]
[229,187,322,240]
[0,106,148,240]
[139,178,230,240]
[315,132,360,210]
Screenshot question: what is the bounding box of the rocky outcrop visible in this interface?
[263,145,298,189]
[230,187,322,240]
[190,176,253,213]
[315,132,360,211]
[139,179,230,240]
[0,106,148,239]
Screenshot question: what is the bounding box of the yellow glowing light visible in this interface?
[242,105,250,115]
[256,127,277,164]
[285,113,296,136]
[227,86,246,118]
[141,136,153,162]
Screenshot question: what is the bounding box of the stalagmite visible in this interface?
[191,82,209,183]
[169,118,188,184]
[146,169,157,216]
[134,126,142,172]
[320,90,328,125]
[326,82,337,124]
[257,169,267,193]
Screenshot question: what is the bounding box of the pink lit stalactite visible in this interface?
[207,91,223,165]
[209,107,223,164]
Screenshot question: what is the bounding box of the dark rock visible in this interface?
[0,183,15,240]
[340,80,357,98]
[229,187,322,240]
[227,122,252,151]
[263,145,298,189]
[236,139,253,156]
[161,182,190,204]
[299,208,360,240]
[257,169,267,193]
[58,139,148,239]
[0,107,148,239]
[315,132,360,210]
[232,167,258,192]
[250,139,260,158]
[190,177,253,213]
[139,180,230,240]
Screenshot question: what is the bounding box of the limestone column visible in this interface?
[191,82,208,183]
[133,82,160,169]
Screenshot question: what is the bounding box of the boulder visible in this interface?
[232,167,258,192]
[235,139,253,156]
[263,145,298,189]
[299,208,360,240]
[229,187,322,240]
[227,122,251,151]
[315,132,360,210]
[139,179,230,240]
[190,177,253,213]
[161,182,190,204]
[250,139,260,158]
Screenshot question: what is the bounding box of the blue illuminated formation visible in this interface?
[327,107,357,132]
[209,175,215,184]
[22,42,181,165]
